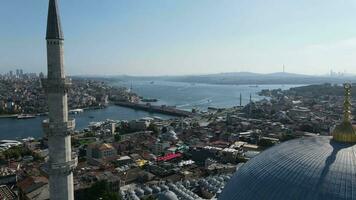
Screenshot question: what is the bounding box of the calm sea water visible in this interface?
[0,106,172,140]
[0,81,301,140]
[115,80,300,110]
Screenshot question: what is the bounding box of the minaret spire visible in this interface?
[46,0,64,40]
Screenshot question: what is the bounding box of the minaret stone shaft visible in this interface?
[43,0,76,199]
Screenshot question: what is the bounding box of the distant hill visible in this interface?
[160,72,356,85]
[78,72,356,85]
[266,72,312,77]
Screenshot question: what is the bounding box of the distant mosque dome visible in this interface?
[219,136,356,200]
[219,83,356,200]
[161,130,178,141]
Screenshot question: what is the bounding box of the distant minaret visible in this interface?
[42,0,76,199]
[239,93,242,106]
[283,65,285,73]
[249,93,252,116]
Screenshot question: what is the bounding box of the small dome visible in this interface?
[152,185,161,193]
[132,196,140,200]
[160,185,169,191]
[134,188,144,196]
[143,186,153,195]
[167,183,176,190]
[157,191,179,200]
[183,180,190,187]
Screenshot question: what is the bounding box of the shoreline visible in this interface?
[0,105,108,119]
[0,114,18,119]
[0,104,177,141]
[0,103,177,120]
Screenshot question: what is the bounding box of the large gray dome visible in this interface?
[219,136,356,200]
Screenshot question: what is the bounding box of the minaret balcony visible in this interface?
[49,153,78,175]
[42,118,76,137]
[67,118,76,130]
[42,78,72,93]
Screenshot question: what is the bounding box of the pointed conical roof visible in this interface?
[46,0,64,40]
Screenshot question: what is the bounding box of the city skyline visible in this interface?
[2,0,356,76]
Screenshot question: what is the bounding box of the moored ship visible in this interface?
[17,114,36,119]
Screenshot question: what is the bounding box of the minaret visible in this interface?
[239,93,242,107]
[42,0,76,199]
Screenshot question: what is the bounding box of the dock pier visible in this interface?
[115,102,193,117]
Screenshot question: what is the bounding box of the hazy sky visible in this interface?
[1,0,356,76]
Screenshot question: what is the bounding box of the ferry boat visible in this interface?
[17,114,36,119]
[141,98,158,103]
[69,108,84,114]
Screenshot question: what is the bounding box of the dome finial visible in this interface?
[343,83,352,122]
[332,83,356,143]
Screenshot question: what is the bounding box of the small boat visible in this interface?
[69,109,84,114]
[141,98,158,102]
[208,107,218,110]
[17,114,36,119]
[88,116,95,119]
[150,81,155,84]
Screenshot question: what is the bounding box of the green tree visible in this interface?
[114,134,121,142]
[84,132,96,137]
[2,146,31,160]
[257,138,275,147]
[147,123,159,135]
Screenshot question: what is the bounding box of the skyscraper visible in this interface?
[42,0,76,199]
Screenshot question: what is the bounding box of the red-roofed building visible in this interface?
[156,153,182,162]
[17,176,49,200]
